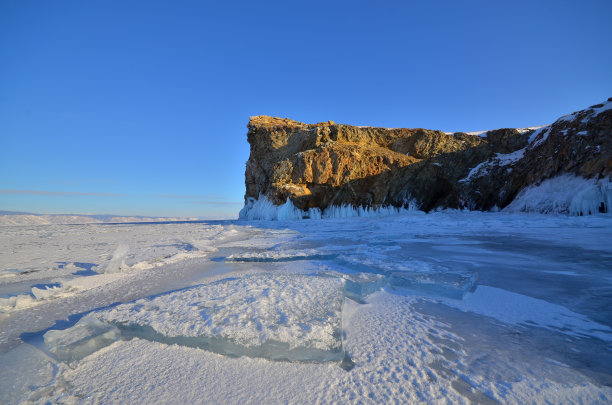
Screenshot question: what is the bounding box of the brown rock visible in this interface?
[243,99,612,215]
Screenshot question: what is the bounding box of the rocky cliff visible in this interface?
[242,98,612,217]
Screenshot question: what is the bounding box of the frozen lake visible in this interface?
[1,212,611,403]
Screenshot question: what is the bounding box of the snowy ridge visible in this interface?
[555,99,612,124]
[239,195,419,221]
[505,174,612,215]
[444,126,547,137]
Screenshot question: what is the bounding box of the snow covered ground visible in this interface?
[1,212,612,404]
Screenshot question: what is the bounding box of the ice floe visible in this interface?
[90,273,346,363]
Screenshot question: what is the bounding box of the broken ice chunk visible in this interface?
[94,273,346,363]
[342,273,387,301]
[338,255,478,299]
[225,249,336,262]
[43,317,120,362]
[321,271,387,303]
[389,270,477,300]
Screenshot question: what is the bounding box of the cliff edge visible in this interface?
[242,98,612,218]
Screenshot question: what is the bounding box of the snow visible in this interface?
[505,174,612,215]
[517,125,547,134]
[92,273,345,362]
[460,160,489,182]
[528,125,551,147]
[461,147,528,183]
[465,130,488,137]
[2,212,612,403]
[445,126,547,137]
[495,148,525,166]
[554,99,611,125]
[444,130,488,137]
[591,99,612,116]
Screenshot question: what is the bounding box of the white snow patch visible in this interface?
[528,126,551,147]
[554,100,611,124]
[460,161,489,183]
[459,147,527,183]
[556,113,578,123]
[591,99,612,116]
[0,272,127,312]
[517,125,547,134]
[495,148,525,166]
[465,130,488,137]
[446,126,546,137]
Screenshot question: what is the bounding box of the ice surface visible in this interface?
[94,273,346,362]
[439,285,612,342]
[0,344,57,404]
[505,174,611,215]
[43,316,120,362]
[3,213,612,403]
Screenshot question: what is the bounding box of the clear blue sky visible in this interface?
[1,0,611,218]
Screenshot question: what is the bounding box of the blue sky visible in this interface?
[1,0,611,218]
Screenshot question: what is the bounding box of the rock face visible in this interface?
[243,99,612,214]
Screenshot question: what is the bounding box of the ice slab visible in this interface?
[388,271,477,300]
[43,317,120,362]
[94,273,346,363]
[338,256,478,299]
[321,271,387,303]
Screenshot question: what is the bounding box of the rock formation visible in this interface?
[242,98,612,217]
